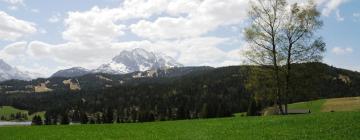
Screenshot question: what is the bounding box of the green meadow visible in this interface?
[0,97,359,140]
[0,106,44,121]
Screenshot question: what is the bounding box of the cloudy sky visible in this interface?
[0,0,359,77]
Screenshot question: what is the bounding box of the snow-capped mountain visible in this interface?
[51,67,90,78]
[0,59,33,82]
[93,48,183,74]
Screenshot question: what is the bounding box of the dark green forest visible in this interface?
[0,63,359,124]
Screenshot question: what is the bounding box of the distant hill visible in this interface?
[51,67,91,78]
[0,66,214,93]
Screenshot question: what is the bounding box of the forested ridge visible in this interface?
[0,62,359,124]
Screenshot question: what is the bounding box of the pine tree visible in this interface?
[104,108,114,124]
[60,111,70,125]
[44,112,52,125]
[80,111,88,124]
[32,115,43,125]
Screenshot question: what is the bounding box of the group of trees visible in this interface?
[244,0,325,114]
[0,66,250,124]
[31,115,43,125]
[40,70,247,124]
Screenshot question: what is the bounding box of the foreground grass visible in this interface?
[0,112,359,140]
[0,106,44,121]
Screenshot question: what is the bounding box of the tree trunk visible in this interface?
[271,23,284,115]
[284,44,293,115]
[273,42,284,115]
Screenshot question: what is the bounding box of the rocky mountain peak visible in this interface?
[94,48,183,74]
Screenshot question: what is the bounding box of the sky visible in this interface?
[0,0,359,77]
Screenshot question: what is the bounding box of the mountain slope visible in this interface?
[0,59,32,82]
[51,67,90,78]
[93,48,183,74]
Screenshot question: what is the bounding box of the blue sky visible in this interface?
[0,0,359,77]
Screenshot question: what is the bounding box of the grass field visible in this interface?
[0,112,359,140]
[0,97,359,140]
[289,97,360,113]
[288,99,326,113]
[0,106,44,121]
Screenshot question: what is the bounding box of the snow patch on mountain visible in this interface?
[93,48,183,74]
[0,59,33,81]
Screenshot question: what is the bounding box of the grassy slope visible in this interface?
[288,99,326,113]
[322,97,360,112]
[0,106,44,121]
[0,106,27,116]
[0,112,359,140]
[289,97,360,113]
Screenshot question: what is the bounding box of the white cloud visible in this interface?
[354,13,360,17]
[331,47,353,55]
[289,0,348,16]
[28,41,53,57]
[0,41,27,62]
[31,9,39,13]
[1,0,25,11]
[63,7,126,43]
[122,0,169,18]
[131,0,249,40]
[166,0,201,16]
[8,6,18,11]
[48,13,61,23]
[5,0,350,77]
[0,11,37,41]
[335,10,344,21]
[1,0,24,5]
[131,17,209,40]
[321,0,348,16]
[353,12,360,22]
[39,28,47,34]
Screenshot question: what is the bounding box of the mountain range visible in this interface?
[0,59,34,82]
[51,48,183,78]
[0,48,183,81]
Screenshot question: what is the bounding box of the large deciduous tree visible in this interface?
[244,0,325,115]
[280,2,325,114]
[244,0,287,114]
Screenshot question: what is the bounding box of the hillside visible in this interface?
[0,106,44,121]
[289,97,360,113]
[0,66,213,93]
[0,62,360,123]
